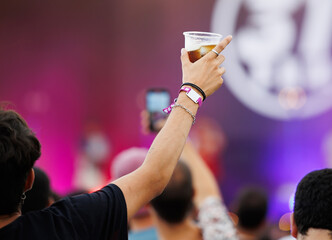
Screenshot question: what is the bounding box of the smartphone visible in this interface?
[146,88,171,132]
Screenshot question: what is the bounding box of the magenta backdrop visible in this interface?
[0,0,216,194]
[1,0,332,222]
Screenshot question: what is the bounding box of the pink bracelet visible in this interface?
[163,103,175,114]
[163,102,196,125]
[179,86,202,107]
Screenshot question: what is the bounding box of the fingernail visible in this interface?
[181,48,185,54]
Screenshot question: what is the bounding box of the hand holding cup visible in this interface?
[181,35,232,98]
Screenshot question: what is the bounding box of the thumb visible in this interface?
[180,48,190,66]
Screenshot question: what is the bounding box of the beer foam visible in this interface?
[185,42,201,51]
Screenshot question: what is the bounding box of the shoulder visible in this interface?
[0,184,128,239]
[0,211,77,239]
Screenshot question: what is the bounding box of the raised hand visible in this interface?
[180,35,232,97]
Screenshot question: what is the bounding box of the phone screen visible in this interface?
[146,90,170,112]
[146,89,170,131]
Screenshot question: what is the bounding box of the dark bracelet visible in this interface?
[181,83,206,101]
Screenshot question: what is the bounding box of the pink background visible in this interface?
[1,0,332,222]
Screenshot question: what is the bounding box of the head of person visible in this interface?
[0,108,41,215]
[291,168,332,238]
[111,147,149,218]
[112,147,148,179]
[234,187,268,231]
[22,167,53,214]
[150,160,194,224]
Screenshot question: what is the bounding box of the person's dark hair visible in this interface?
[0,108,41,215]
[294,168,332,235]
[22,167,51,214]
[151,160,193,223]
[235,187,268,230]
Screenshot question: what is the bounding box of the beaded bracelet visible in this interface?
[172,103,196,125]
[181,82,206,101]
[163,102,196,125]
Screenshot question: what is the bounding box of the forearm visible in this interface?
[142,93,198,196]
[113,93,199,219]
[181,140,221,207]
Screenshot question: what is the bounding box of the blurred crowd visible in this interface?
[12,109,331,240]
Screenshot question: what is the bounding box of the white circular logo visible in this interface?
[212,0,332,120]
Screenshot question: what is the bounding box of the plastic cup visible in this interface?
[183,31,222,62]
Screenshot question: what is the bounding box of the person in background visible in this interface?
[149,159,197,239]
[290,168,332,240]
[149,139,238,240]
[111,147,158,240]
[141,105,238,240]
[0,35,232,239]
[232,187,269,240]
[21,167,55,214]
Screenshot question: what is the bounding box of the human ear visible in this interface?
[24,168,35,192]
[290,212,298,238]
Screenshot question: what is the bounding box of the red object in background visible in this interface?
[190,117,228,180]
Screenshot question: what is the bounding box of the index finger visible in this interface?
[206,35,233,60]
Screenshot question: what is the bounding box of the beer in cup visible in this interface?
[183,31,222,63]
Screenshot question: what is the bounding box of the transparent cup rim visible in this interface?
[183,31,222,38]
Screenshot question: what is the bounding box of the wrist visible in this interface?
[181,83,206,101]
[162,89,200,125]
[176,92,199,114]
[179,86,203,107]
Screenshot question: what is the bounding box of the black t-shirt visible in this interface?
[0,184,128,240]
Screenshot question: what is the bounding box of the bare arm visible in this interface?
[181,140,221,207]
[181,125,239,240]
[113,36,232,220]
